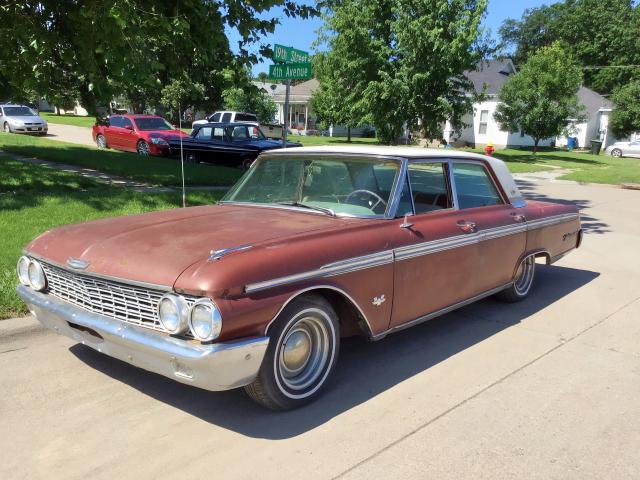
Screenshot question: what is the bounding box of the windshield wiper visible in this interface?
[277,201,336,217]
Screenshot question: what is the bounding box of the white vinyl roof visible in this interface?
[268,146,524,203]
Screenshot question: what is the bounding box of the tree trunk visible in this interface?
[347,126,351,143]
[533,138,539,154]
[55,106,60,115]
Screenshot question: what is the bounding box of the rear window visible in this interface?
[235,113,258,122]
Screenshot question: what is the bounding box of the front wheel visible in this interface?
[496,255,536,302]
[96,134,107,149]
[137,140,150,156]
[3,122,10,133]
[244,294,340,410]
[611,148,622,158]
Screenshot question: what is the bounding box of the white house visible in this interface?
[445,59,616,149]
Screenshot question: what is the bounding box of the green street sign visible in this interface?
[269,63,312,80]
[273,44,310,64]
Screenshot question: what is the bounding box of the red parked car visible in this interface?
[92,114,189,156]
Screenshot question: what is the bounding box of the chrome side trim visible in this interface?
[24,251,173,292]
[245,213,578,294]
[372,282,512,341]
[246,250,393,294]
[17,285,269,392]
[263,285,374,338]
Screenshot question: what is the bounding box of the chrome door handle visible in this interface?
[457,220,477,233]
[511,213,526,223]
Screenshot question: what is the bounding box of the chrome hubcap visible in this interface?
[514,256,535,295]
[97,136,105,147]
[278,315,330,391]
[138,142,149,155]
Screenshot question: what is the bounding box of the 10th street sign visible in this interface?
[273,44,310,64]
[269,63,312,80]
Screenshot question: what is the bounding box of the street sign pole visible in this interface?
[283,80,291,147]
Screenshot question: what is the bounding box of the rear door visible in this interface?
[450,161,527,295]
[118,117,137,151]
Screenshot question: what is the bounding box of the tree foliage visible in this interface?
[0,1,317,116]
[222,84,277,123]
[312,0,489,144]
[499,0,640,94]
[494,43,585,152]
[609,81,640,137]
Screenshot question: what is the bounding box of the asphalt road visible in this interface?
[1,178,639,480]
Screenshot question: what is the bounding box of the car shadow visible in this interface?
[69,264,599,439]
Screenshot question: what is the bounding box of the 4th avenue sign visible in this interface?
[268,63,312,81]
[273,44,310,64]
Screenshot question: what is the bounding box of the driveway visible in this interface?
[44,123,95,147]
[1,179,639,480]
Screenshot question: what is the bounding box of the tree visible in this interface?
[160,78,205,123]
[494,43,585,152]
[312,0,489,145]
[499,0,640,94]
[222,84,277,123]
[0,1,317,116]
[609,81,640,138]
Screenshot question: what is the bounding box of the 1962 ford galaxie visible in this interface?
[17,146,582,410]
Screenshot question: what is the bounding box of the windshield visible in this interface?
[4,106,36,116]
[222,156,401,217]
[134,117,174,131]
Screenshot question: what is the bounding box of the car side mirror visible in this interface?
[124,125,133,131]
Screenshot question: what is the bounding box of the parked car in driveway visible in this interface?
[16,146,582,410]
[193,111,284,140]
[605,140,640,158]
[92,114,189,156]
[168,122,302,169]
[0,104,48,135]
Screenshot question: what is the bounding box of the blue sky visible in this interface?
[229,0,551,75]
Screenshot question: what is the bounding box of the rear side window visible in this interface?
[408,162,452,214]
[120,117,133,129]
[236,113,258,122]
[453,163,503,209]
[221,112,232,122]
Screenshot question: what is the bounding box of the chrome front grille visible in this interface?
[41,262,196,333]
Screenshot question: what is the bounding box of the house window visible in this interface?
[478,110,489,135]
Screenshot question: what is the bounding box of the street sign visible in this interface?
[273,44,310,64]
[269,63,312,80]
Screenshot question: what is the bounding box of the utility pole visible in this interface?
[283,80,291,147]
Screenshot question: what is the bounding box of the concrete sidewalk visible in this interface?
[1,179,639,480]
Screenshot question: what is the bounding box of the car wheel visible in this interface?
[185,152,198,164]
[244,294,340,410]
[137,140,150,156]
[241,158,254,170]
[3,122,10,133]
[611,148,622,158]
[96,134,107,149]
[496,255,536,303]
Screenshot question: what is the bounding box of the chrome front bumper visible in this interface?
[17,285,269,391]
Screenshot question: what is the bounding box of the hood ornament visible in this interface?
[208,244,253,262]
[66,258,89,270]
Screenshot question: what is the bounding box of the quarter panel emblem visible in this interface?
[66,258,89,270]
[372,294,386,307]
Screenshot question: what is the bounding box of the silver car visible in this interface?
[0,104,48,135]
[605,140,640,158]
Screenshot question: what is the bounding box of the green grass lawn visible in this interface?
[294,135,380,146]
[0,155,225,319]
[0,132,242,187]
[41,112,97,128]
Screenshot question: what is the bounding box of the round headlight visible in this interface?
[27,259,47,291]
[157,293,189,334]
[16,256,31,286]
[189,299,222,342]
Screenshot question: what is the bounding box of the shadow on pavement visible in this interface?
[70,264,599,439]
[516,179,611,235]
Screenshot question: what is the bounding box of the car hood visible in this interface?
[25,204,345,288]
[9,115,45,123]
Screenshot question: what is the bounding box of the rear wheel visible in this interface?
[611,148,622,158]
[496,255,536,302]
[137,140,150,156]
[96,134,107,149]
[244,294,340,410]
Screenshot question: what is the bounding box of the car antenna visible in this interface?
[178,103,186,208]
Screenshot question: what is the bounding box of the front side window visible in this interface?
[210,113,221,122]
[453,162,503,209]
[222,156,401,217]
[120,117,134,129]
[407,162,452,214]
[195,127,212,139]
[478,110,489,135]
[109,116,123,128]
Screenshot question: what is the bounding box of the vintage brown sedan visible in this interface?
[17,146,582,410]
